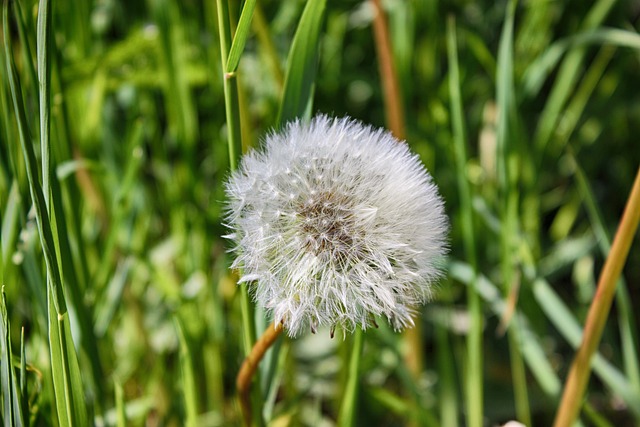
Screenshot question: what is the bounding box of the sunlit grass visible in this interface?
[1,1,640,426]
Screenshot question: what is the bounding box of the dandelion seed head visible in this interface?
[224,115,449,337]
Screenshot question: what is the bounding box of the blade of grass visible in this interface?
[276,0,326,126]
[2,183,22,272]
[216,1,264,424]
[20,327,27,425]
[153,0,198,148]
[522,28,640,97]
[226,0,257,73]
[252,4,284,88]
[446,16,483,427]
[1,289,25,427]
[531,0,616,155]
[47,285,89,426]
[495,0,531,424]
[115,381,126,427]
[5,2,89,424]
[436,321,459,427]
[176,317,198,427]
[4,0,66,321]
[37,0,52,208]
[533,278,640,416]
[451,261,631,427]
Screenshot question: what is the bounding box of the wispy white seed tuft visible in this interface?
[224,115,449,337]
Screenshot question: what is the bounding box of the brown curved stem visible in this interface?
[236,321,284,426]
[553,166,640,427]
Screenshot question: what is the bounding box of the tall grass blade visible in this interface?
[47,286,89,426]
[533,278,640,416]
[446,16,483,427]
[4,0,66,318]
[115,381,126,427]
[276,0,326,126]
[37,0,52,205]
[1,290,25,427]
[495,1,531,424]
[176,317,198,427]
[522,28,640,97]
[226,0,257,73]
[532,0,616,155]
[5,1,89,424]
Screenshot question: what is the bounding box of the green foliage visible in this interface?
[1,0,639,425]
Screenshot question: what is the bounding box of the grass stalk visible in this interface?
[446,16,483,427]
[553,166,640,427]
[236,322,283,426]
[37,0,52,208]
[215,0,256,356]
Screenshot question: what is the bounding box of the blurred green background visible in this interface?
[1,0,640,425]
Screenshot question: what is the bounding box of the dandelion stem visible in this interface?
[553,166,640,427]
[338,327,365,427]
[236,322,283,426]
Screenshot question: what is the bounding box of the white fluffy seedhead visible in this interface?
[224,115,448,337]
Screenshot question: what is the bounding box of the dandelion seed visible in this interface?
[224,115,449,337]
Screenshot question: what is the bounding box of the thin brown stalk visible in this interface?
[371,0,406,141]
[237,322,284,426]
[553,166,640,427]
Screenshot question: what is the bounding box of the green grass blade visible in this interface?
[1,290,25,427]
[115,381,127,427]
[176,317,198,427]
[1,183,21,272]
[226,0,257,73]
[19,327,27,425]
[532,0,616,155]
[3,0,66,315]
[450,262,562,398]
[436,322,459,427]
[446,16,483,427]
[495,1,531,424]
[276,0,326,126]
[5,2,89,424]
[13,0,38,96]
[532,278,640,416]
[522,28,640,97]
[37,0,52,207]
[47,285,89,426]
[153,0,198,148]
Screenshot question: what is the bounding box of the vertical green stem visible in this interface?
[37,0,52,211]
[215,0,256,357]
[446,16,483,427]
[216,2,262,424]
[338,327,364,427]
